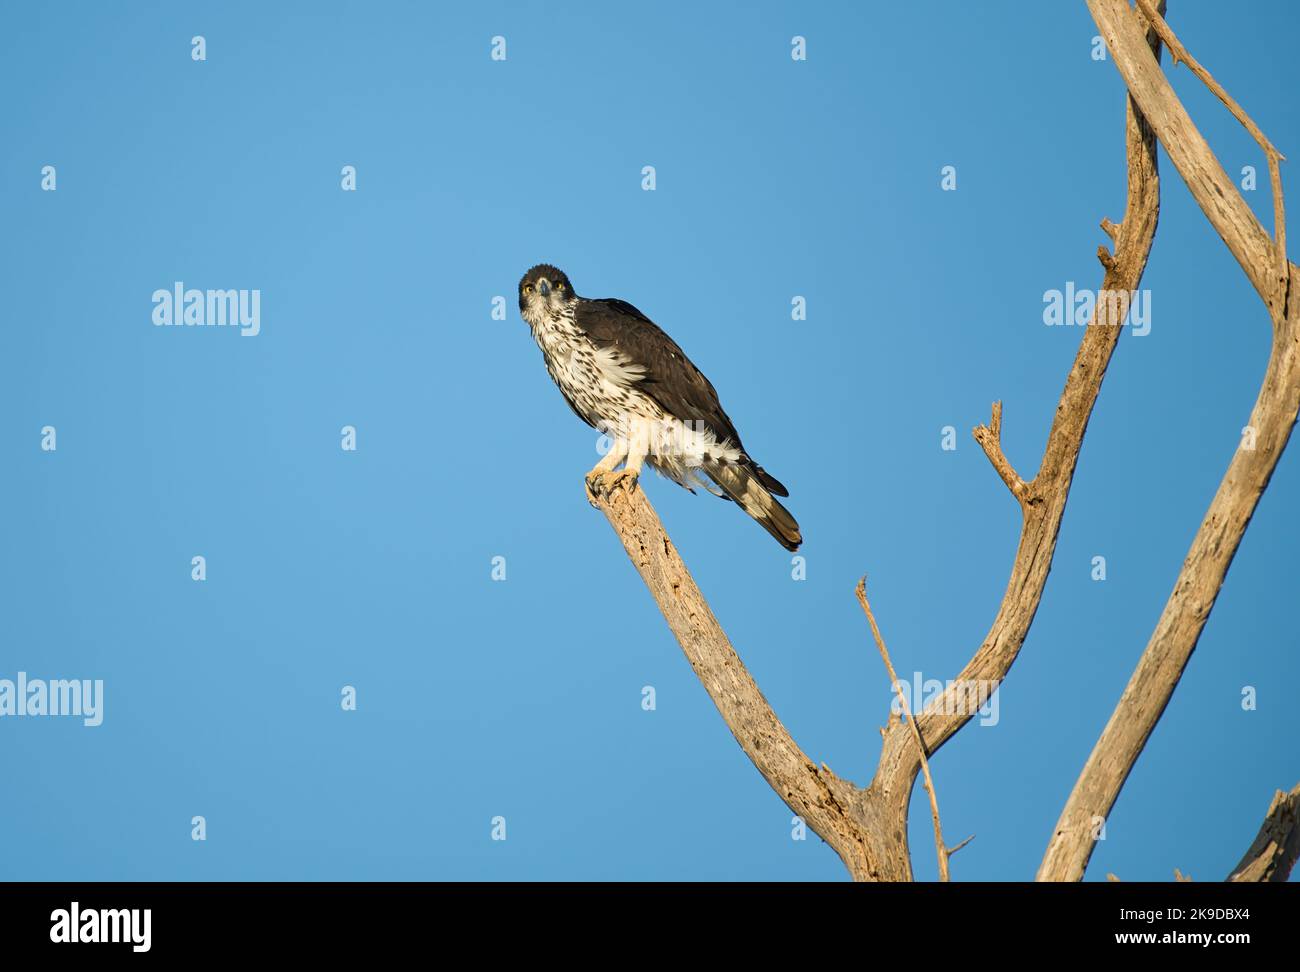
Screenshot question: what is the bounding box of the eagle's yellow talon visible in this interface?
[606,469,639,493]
[586,468,639,502]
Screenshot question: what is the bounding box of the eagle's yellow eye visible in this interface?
[524,284,533,293]
[556,282,564,291]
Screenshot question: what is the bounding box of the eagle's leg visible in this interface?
[585,435,629,505]
[586,419,651,501]
[622,419,651,478]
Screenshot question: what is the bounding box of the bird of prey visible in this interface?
[518,264,801,551]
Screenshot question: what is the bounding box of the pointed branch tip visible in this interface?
[973,401,1027,503]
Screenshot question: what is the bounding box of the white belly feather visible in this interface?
[529,313,742,491]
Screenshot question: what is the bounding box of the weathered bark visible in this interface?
[1039,0,1299,881]
[1228,784,1300,882]
[587,475,899,880]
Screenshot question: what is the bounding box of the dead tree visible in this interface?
[1038,0,1300,883]
[586,0,1299,882]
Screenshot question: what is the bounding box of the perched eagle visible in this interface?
[518,264,801,551]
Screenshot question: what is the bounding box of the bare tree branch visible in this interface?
[584,0,1293,887]
[587,475,882,879]
[972,401,1027,504]
[864,4,1164,875]
[1133,0,1288,299]
[950,833,976,856]
[1085,0,1285,318]
[856,578,951,881]
[1228,783,1300,882]
[1039,0,1300,882]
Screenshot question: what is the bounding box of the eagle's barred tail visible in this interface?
[706,461,802,552]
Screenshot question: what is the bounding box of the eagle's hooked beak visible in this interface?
[537,279,551,297]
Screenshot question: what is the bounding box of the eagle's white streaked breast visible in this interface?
[522,303,741,488]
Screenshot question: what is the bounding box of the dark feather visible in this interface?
[572,297,745,451]
[706,461,802,551]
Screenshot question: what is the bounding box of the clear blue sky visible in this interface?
[2,1,1296,881]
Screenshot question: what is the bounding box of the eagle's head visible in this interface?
[519,264,575,323]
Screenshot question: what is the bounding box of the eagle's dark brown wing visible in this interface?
[572,297,743,449]
[572,297,789,499]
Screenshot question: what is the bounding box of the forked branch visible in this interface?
[587,475,881,879]
[865,2,1164,873]
[1133,0,1288,305]
[972,401,1027,505]
[1039,0,1300,882]
[590,50,1162,871]
[856,578,952,881]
